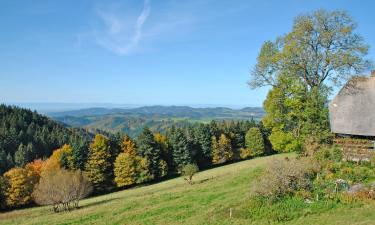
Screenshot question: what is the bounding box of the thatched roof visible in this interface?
[329,75,375,136]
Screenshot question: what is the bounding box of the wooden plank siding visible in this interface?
[334,139,375,162]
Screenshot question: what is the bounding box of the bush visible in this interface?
[250,158,320,200]
[181,164,199,185]
[313,145,342,163]
[33,169,92,212]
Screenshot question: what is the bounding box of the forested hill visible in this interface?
[49,106,264,137]
[0,104,93,174]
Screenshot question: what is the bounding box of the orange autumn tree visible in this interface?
[25,159,45,178]
[25,159,45,188]
[41,144,73,176]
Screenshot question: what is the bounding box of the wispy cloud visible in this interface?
[82,0,202,56]
[94,0,151,55]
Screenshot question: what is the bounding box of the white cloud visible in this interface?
[94,0,151,55]
[85,0,200,56]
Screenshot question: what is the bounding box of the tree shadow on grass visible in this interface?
[79,197,121,209]
[197,177,215,184]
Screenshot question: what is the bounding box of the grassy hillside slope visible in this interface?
[1,153,374,225]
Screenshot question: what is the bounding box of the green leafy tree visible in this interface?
[181,164,199,185]
[85,134,112,191]
[249,10,372,90]
[249,10,371,152]
[245,127,265,156]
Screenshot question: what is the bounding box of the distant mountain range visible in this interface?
[49,105,264,137]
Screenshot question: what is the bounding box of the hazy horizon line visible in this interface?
[2,102,262,113]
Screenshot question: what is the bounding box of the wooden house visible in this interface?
[328,71,375,161]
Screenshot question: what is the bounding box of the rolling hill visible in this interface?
[49,106,264,137]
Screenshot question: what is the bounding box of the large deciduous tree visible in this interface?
[250,10,372,90]
[33,168,92,212]
[245,127,265,156]
[249,10,372,152]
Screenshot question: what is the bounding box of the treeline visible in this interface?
[0,104,94,174]
[0,116,271,211]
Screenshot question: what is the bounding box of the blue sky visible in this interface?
[1,0,374,108]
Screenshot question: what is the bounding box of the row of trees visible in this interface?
[0,120,268,211]
[82,120,268,190]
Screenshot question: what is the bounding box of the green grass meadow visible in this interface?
[1,153,374,225]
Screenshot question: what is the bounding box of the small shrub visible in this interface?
[33,169,92,212]
[181,164,199,185]
[250,158,320,200]
[313,145,342,163]
[304,137,321,156]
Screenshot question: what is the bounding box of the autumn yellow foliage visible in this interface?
[3,167,39,207]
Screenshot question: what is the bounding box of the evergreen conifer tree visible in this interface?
[136,127,161,179]
[168,128,192,172]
